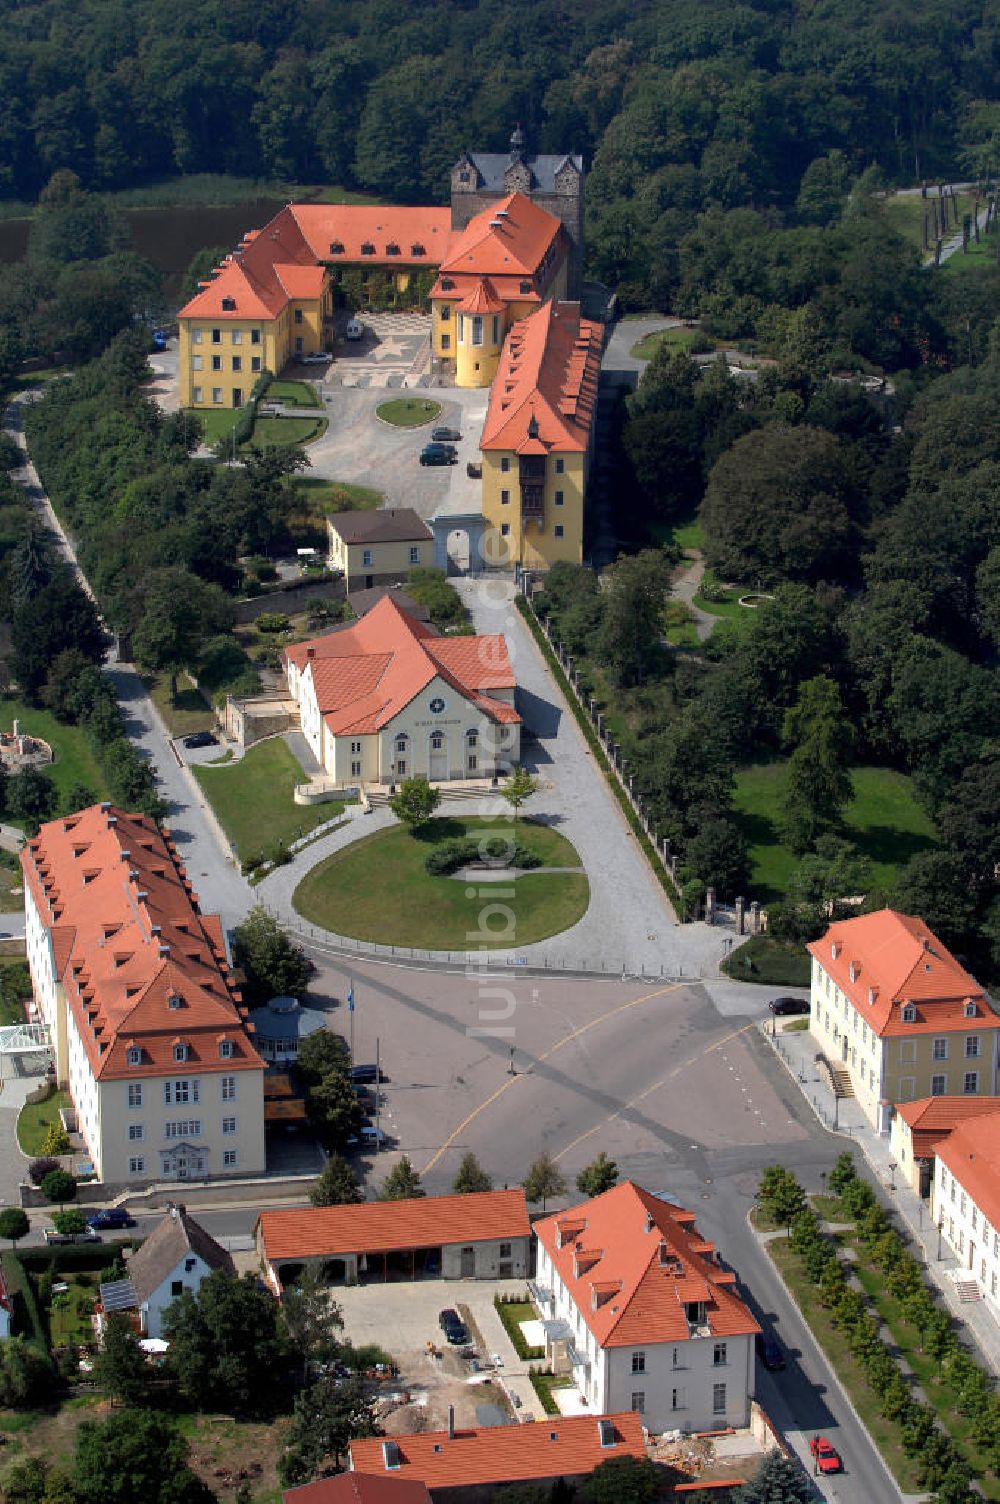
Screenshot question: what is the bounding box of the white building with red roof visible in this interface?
[283,594,520,785]
[807,909,1000,1135]
[21,804,264,1184]
[931,1112,1000,1310]
[532,1182,759,1434]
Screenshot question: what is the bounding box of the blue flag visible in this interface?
[347,987,354,1012]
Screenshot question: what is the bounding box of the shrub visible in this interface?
[256,612,290,634]
[423,836,543,876]
[52,1208,87,1235]
[28,1156,60,1186]
[40,1170,76,1205]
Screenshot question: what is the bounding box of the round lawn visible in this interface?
[292,816,589,949]
[375,398,441,428]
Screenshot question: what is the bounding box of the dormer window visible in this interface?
[868,987,876,1005]
[519,280,532,294]
[173,1042,188,1063]
[329,240,344,254]
[386,242,400,256]
[965,1000,977,1018]
[902,1004,916,1023]
[361,242,375,256]
[127,1047,141,1067]
[411,242,425,256]
[168,994,183,1011]
[849,962,858,983]
[441,276,454,291]
[221,297,236,311]
[831,941,840,959]
[219,1040,234,1059]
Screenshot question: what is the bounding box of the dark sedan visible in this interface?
[768,996,810,1016]
[419,443,458,466]
[431,426,462,443]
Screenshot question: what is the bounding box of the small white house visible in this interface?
[101,1204,235,1339]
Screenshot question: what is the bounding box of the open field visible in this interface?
[732,762,937,902]
[193,739,343,861]
[293,816,589,948]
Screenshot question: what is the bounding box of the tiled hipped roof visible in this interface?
[20,805,262,1081]
[807,908,995,1038]
[535,1182,759,1347]
[895,1097,1000,1160]
[936,1113,1000,1233]
[480,301,602,455]
[283,595,520,736]
[284,1476,431,1504]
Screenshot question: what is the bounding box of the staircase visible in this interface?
[950,1271,982,1302]
[366,781,498,808]
[817,1055,855,1099]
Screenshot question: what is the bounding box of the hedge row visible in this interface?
[493,1295,544,1361]
[424,836,542,876]
[1,1251,51,1360]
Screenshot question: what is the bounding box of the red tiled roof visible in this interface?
[807,909,996,1038]
[284,595,520,735]
[439,194,562,280]
[535,1182,759,1348]
[481,302,602,456]
[896,1096,1000,1159]
[458,277,505,314]
[290,204,453,266]
[936,1112,1000,1231]
[285,1475,431,1504]
[258,1189,530,1263]
[21,806,261,1082]
[349,1412,646,1488]
[178,206,321,321]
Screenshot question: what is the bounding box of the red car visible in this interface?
[810,1436,841,1474]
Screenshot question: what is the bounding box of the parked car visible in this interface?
[431,426,462,443]
[345,319,365,341]
[768,996,810,1016]
[756,1333,785,1371]
[44,1228,101,1245]
[152,330,168,351]
[183,731,218,750]
[346,1124,388,1149]
[810,1436,841,1474]
[419,443,458,467]
[349,1064,384,1084]
[439,1309,468,1344]
[87,1208,135,1230]
[299,350,330,363]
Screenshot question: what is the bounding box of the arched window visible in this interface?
[430,732,445,752]
[395,734,409,752]
[466,729,478,747]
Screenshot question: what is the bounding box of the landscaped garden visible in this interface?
[193,739,344,865]
[267,380,320,407]
[630,325,710,360]
[375,398,441,427]
[249,413,326,447]
[16,1084,71,1156]
[293,815,589,949]
[0,698,108,819]
[732,762,937,903]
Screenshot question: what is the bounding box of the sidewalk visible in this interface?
[766,1018,1000,1375]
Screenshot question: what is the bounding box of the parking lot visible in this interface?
[333,1276,531,1431]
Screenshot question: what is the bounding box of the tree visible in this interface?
[28,1157,59,1187]
[231,907,312,1008]
[11,569,106,701]
[307,1069,363,1152]
[501,766,538,820]
[452,1153,493,1195]
[389,776,441,832]
[74,1409,213,1504]
[0,1208,28,1248]
[680,813,750,900]
[280,1265,344,1382]
[7,768,57,832]
[295,1029,348,1086]
[757,1166,806,1233]
[781,676,854,853]
[92,1312,150,1405]
[52,1208,87,1235]
[41,1123,71,1156]
[597,549,673,688]
[278,1375,381,1486]
[523,1152,567,1212]
[583,1455,660,1504]
[132,567,234,697]
[576,1152,619,1197]
[0,1339,53,1409]
[310,1154,363,1207]
[41,1169,75,1205]
[732,1448,813,1502]
[162,1269,290,1418]
[379,1156,424,1201]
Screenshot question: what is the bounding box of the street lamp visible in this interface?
[888,1161,897,1192]
[937,1219,945,1261]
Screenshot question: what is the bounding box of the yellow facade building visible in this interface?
[325,508,433,592]
[808,909,1000,1136]
[479,301,602,571]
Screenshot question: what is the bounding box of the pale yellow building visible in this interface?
[808,909,1000,1136]
[479,301,602,571]
[326,508,433,592]
[283,595,520,785]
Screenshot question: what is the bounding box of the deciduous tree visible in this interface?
[389,777,441,832]
[379,1156,424,1201]
[576,1152,619,1197]
[163,1270,290,1418]
[523,1153,567,1212]
[310,1154,363,1207]
[452,1153,493,1195]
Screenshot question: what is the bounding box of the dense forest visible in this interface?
[3,0,1000,300]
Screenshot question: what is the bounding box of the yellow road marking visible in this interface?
[420,982,685,1175]
[553,1020,755,1162]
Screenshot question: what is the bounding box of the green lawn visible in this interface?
[268,380,320,407]
[193,739,343,861]
[250,414,327,447]
[17,1087,70,1156]
[723,936,810,987]
[143,672,215,737]
[46,1271,98,1349]
[630,325,707,360]
[293,477,383,515]
[732,762,937,902]
[882,190,978,257]
[692,569,755,619]
[293,816,589,949]
[187,408,239,445]
[942,223,1000,274]
[375,398,441,427]
[768,1238,924,1491]
[0,698,108,820]
[529,1371,573,1416]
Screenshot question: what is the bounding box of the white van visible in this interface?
[345,319,365,341]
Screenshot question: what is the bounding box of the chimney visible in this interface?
[306,646,315,660]
[447,1405,455,1440]
[100,802,111,813]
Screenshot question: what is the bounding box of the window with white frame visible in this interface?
[933,1038,948,1060]
[931,1074,947,1095]
[966,1036,981,1057]
[174,1043,188,1063]
[713,1382,727,1414]
[223,1149,238,1167]
[127,1047,141,1067]
[129,1157,145,1175]
[221,1076,236,1101]
[222,1116,237,1135]
[671,1388,686,1410]
[713,1342,727,1365]
[164,1121,202,1139]
[219,1040,233,1059]
[164,1080,198,1105]
[128,1124,144,1141]
[631,1351,645,1373]
[409,546,420,564]
[630,1391,645,1413]
[362,549,373,567]
[964,1071,979,1094]
[192,329,203,344]
[192,355,203,371]
[212,388,223,404]
[128,1083,143,1107]
[193,386,203,403]
[231,329,241,345]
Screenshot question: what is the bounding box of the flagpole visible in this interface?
[348,976,355,1062]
